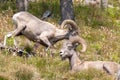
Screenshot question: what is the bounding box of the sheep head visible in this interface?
[59,40,75,60]
[59,35,87,60]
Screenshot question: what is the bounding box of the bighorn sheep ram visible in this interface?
[7,11,87,52]
[59,38,120,80]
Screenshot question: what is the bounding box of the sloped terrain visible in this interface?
[0,0,120,80]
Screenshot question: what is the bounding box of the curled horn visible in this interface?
[61,19,78,31]
[69,35,87,52]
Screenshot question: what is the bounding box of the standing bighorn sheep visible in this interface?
[59,38,120,80]
[6,11,86,52]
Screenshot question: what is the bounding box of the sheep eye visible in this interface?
[67,46,73,50]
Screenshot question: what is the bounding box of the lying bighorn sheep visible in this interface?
[7,11,87,52]
[84,0,108,8]
[59,38,120,79]
[84,0,101,8]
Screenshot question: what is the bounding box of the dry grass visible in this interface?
[0,10,13,41]
[0,53,41,80]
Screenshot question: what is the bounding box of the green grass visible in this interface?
[0,0,120,80]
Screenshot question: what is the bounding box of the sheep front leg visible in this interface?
[38,31,53,51]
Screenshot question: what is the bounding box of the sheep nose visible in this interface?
[59,51,63,56]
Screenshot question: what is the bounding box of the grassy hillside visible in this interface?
[0,0,120,80]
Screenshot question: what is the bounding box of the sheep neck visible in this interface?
[50,30,75,45]
[69,51,81,70]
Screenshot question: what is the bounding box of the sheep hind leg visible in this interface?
[103,64,114,75]
[116,69,120,80]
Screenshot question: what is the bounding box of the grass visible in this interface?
[0,0,120,80]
